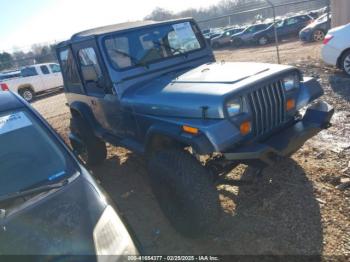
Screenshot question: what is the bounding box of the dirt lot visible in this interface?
[32,39,350,256]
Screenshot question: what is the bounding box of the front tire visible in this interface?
[148,149,221,237]
[341,50,350,76]
[70,115,107,166]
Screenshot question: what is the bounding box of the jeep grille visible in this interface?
[247,80,287,136]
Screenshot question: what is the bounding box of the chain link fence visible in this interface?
[197,0,330,64]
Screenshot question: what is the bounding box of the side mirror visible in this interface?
[81,65,98,82]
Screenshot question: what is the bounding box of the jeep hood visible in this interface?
[123,62,294,119]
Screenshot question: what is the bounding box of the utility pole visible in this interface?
[265,0,281,64]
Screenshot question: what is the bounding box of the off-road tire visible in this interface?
[340,50,350,76]
[19,88,35,102]
[148,149,221,237]
[70,115,107,166]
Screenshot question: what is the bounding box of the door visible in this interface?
[48,64,64,87]
[283,17,301,36]
[73,42,125,137]
[20,66,45,92]
[38,65,54,90]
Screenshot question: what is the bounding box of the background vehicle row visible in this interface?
[0,63,63,102]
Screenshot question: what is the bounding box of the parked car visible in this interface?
[0,63,63,102]
[0,71,21,82]
[204,32,222,41]
[321,23,350,76]
[202,29,211,35]
[211,27,245,48]
[231,23,269,46]
[253,14,314,45]
[299,14,331,42]
[56,18,333,237]
[0,91,139,256]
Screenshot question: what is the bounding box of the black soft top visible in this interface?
[56,17,194,47]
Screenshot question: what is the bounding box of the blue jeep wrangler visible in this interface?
[56,18,334,237]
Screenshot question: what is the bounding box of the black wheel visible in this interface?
[70,115,107,166]
[312,29,325,42]
[341,50,350,76]
[148,149,221,237]
[19,88,35,102]
[258,36,269,46]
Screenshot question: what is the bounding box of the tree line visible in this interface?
[0,44,57,72]
[145,0,328,29]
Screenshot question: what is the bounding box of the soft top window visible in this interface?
[104,21,204,70]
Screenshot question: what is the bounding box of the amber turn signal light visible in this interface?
[286,99,295,111]
[182,125,199,135]
[240,121,251,135]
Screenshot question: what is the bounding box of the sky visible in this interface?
[0,0,221,53]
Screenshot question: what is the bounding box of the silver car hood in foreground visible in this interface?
[124,62,295,119]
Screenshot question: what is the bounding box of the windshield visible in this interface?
[244,24,267,33]
[317,14,329,23]
[104,21,205,70]
[0,109,77,197]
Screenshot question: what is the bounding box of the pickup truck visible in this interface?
[0,63,63,102]
[56,18,334,237]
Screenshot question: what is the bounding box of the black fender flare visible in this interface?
[69,101,103,137]
[145,123,215,155]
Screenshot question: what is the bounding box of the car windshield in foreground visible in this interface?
[104,21,204,70]
[0,109,78,198]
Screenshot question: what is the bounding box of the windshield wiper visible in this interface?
[152,41,187,57]
[0,179,68,205]
[110,49,149,68]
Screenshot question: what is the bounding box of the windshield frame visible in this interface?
[0,108,81,198]
[316,13,329,23]
[101,20,207,72]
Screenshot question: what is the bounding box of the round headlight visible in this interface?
[226,98,242,117]
[283,74,300,92]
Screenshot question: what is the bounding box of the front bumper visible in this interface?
[299,30,313,42]
[224,101,334,165]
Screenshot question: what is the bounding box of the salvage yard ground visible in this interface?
[33,39,350,256]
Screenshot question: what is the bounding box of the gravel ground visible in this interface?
[32,39,350,257]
